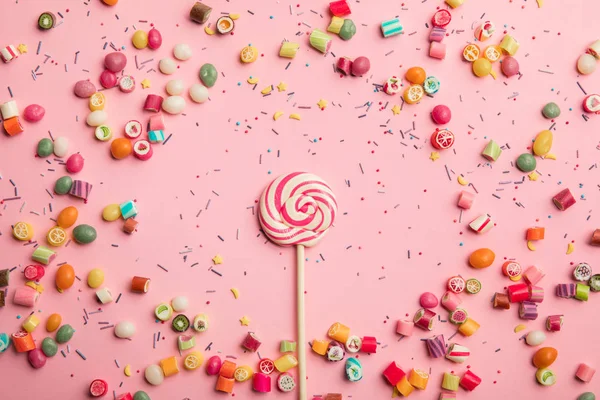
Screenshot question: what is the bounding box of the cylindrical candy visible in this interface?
[381,18,403,37]
[345,336,361,352]
[442,373,460,392]
[594,230,600,246]
[523,266,545,285]
[396,376,414,396]
[0,100,19,119]
[426,335,446,358]
[546,315,563,332]
[457,191,474,209]
[12,330,35,352]
[327,341,345,361]
[482,140,502,161]
[432,9,452,27]
[423,76,440,95]
[216,375,234,393]
[500,34,520,55]
[327,16,344,34]
[309,29,332,53]
[553,188,576,211]
[119,76,135,93]
[133,140,153,161]
[38,12,56,29]
[279,42,300,58]
[556,283,576,298]
[529,286,544,303]
[274,354,298,372]
[1,45,19,63]
[429,42,446,60]
[576,363,596,383]
[328,322,350,343]
[189,2,212,24]
[583,94,600,114]
[383,362,406,386]
[3,117,24,136]
[96,288,113,304]
[219,360,237,378]
[493,293,510,310]
[13,287,39,307]
[345,357,362,382]
[441,291,462,311]
[429,27,446,42]
[253,372,271,393]
[575,283,590,301]
[361,336,377,353]
[193,314,209,332]
[508,283,530,302]
[519,301,538,320]
[336,57,352,75]
[458,318,480,336]
[469,214,493,233]
[312,339,328,355]
[32,246,56,265]
[22,315,40,333]
[329,0,351,16]
[460,370,482,391]
[396,320,414,336]
[573,262,592,281]
[407,368,429,390]
[131,276,150,293]
[241,332,262,351]
[446,343,470,363]
[144,95,163,112]
[414,308,436,330]
[160,356,179,377]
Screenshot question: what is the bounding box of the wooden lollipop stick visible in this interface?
[296,244,307,400]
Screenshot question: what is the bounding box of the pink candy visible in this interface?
[28,348,47,369]
[147,28,162,50]
[253,372,271,393]
[104,52,127,73]
[74,80,96,98]
[23,104,45,122]
[523,266,545,285]
[206,356,222,375]
[351,56,370,76]
[441,291,462,311]
[419,292,438,308]
[396,320,414,336]
[336,57,352,75]
[429,42,446,60]
[457,191,475,210]
[501,56,519,77]
[66,153,84,173]
[144,94,163,112]
[100,69,118,88]
[431,104,451,125]
[576,363,596,382]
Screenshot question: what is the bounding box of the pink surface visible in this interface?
[1,0,600,399]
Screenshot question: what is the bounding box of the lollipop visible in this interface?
[259,172,337,399]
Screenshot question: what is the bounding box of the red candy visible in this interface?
[24,264,44,280]
[460,370,482,391]
[28,348,47,369]
[144,94,164,112]
[147,28,163,50]
[23,104,45,122]
[329,0,351,17]
[507,283,530,302]
[336,57,352,75]
[351,56,370,76]
[432,9,452,27]
[430,129,455,150]
[66,153,85,173]
[383,361,406,386]
[419,292,438,308]
[361,336,377,353]
[431,104,451,125]
[552,188,576,211]
[90,379,108,397]
[116,394,133,400]
[100,69,118,89]
[258,358,275,375]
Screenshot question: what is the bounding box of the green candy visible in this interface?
[482,140,502,162]
[41,337,58,357]
[56,324,74,344]
[199,63,217,88]
[578,393,595,400]
[542,102,561,119]
[339,19,356,40]
[54,176,73,195]
[73,224,97,244]
[37,138,54,158]
[133,391,152,400]
[516,153,536,172]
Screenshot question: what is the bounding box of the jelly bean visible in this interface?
[516,153,536,172]
[56,264,75,291]
[162,96,186,114]
[115,321,136,339]
[53,136,69,157]
[102,0,118,5]
[74,80,96,98]
[104,52,127,72]
[405,67,426,84]
[111,138,133,159]
[419,292,439,308]
[46,313,62,332]
[431,105,451,125]
[133,392,151,400]
[577,53,596,75]
[533,347,558,369]
[206,356,222,375]
[100,69,117,88]
[199,63,218,87]
[189,84,209,103]
[37,138,54,158]
[171,296,189,312]
[66,153,84,173]
[145,365,164,385]
[542,102,560,119]
[526,330,546,346]
[501,56,520,77]
[472,58,492,77]
[166,79,185,96]
[73,224,97,244]
[28,348,47,368]
[87,268,104,288]
[132,30,149,49]
[23,104,45,122]
[578,393,596,400]
[56,324,75,343]
[41,337,58,357]
[147,28,162,50]
[533,130,553,156]
[57,206,78,228]
[102,204,122,221]
[54,176,73,195]
[87,110,108,127]
[159,58,177,74]
[173,43,192,61]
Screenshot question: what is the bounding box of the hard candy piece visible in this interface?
[53,136,69,157]
[516,153,536,172]
[23,104,45,122]
[431,105,451,124]
[189,84,209,103]
[577,53,597,75]
[148,28,162,50]
[28,348,47,368]
[115,321,136,338]
[173,43,192,61]
[159,58,177,74]
[171,296,188,312]
[578,393,596,400]
[339,19,356,40]
[41,337,58,357]
[54,176,73,195]
[100,69,118,88]
[542,102,560,119]
[73,224,97,244]
[57,206,78,228]
[162,96,186,114]
[351,56,370,76]
[66,153,84,173]
[102,204,122,221]
[74,80,96,98]
[133,392,151,400]
[56,324,75,343]
[526,330,546,346]
[145,365,164,385]
[419,292,439,308]
[199,63,217,87]
[501,56,519,77]
[104,52,127,72]
[166,79,185,96]
[533,130,553,156]
[87,268,104,288]
[86,110,108,127]
[37,138,54,157]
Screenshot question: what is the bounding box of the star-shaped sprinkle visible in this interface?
[429,151,440,161]
[17,44,28,54]
[277,81,287,92]
[240,316,250,326]
[212,254,223,265]
[317,99,328,110]
[391,104,401,115]
[528,171,539,181]
[140,79,151,89]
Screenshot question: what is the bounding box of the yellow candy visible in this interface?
[204,26,215,35]
[473,58,492,77]
[132,30,149,49]
[289,113,301,120]
[274,354,298,373]
[22,315,40,333]
[124,364,132,377]
[234,365,253,382]
[229,13,240,20]
[273,111,284,120]
[102,204,122,221]
[46,313,62,332]
[184,351,204,370]
[533,130,553,156]
[87,268,105,288]
[500,34,520,56]
[25,281,44,293]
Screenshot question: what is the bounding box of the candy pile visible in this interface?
[462,26,521,79]
[576,40,600,75]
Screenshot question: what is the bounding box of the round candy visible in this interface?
[405,67,426,84]
[105,52,127,72]
[132,30,148,49]
[533,347,558,369]
[469,248,495,268]
[536,368,556,386]
[145,365,164,386]
[419,292,438,308]
[473,58,492,77]
[423,76,440,95]
[431,105,451,125]
[542,102,560,119]
[95,126,112,141]
[430,129,454,150]
[189,84,209,103]
[115,321,136,338]
[46,313,62,332]
[100,69,118,88]
[501,56,520,77]
[90,379,108,397]
[171,296,189,312]
[102,204,122,221]
[111,138,133,159]
[159,58,177,74]
[23,104,45,122]
[56,324,75,343]
[56,264,75,291]
[57,206,78,228]
[339,19,356,40]
[74,80,96,98]
[240,45,258,63]
[147,28,162,50]
[86,110,108,127]
[351,56,370,76]
[53,136,69,157]
[73,224,97,244]
[577,53,597,75]
[87,268,105,288]
[432,9,451,27]
[162,96,186,114]
[174,43,192,61]
[578,393,596,400]
[66,153,84,173]
[37,138,54,158]
[199,63,218,87]
[54,176,73,195]
[41,337,58,357]
[533,130,553,156]
[0,333,10,353]
[28,348,47,369]
[516,153,537,172]
[166,79,185,95]
[102,0,118,5]
[525,330,546,346]
[133,391,151,400]
[119,76,136,93]
[206,355,222,375]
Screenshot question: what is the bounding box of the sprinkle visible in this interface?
[75,350,87,360]
[115,293,122,303]
[157,264,168,272]
[211,269,223,277]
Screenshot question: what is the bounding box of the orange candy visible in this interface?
[220,360,237,379]
[405,67,426,85]
[57,206,78,229]
[110,138,133,159]
[55,264,75,292]
[533,347,558,369]
[469,248,495,268]
[102,0,119,5]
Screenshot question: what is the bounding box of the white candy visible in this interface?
[145,364,165,386]
[0,100,19,119]
[159,58,177,75]
[189,84,209,103]
[53,137,69,157]
[162,96,186,114]
[166,79,185,96]
[525,330,546,346]
[96,288,113,304]
[114,321,136,339]
[577,53,597,75]
[173,43,192,61]
[86,110,108,127]
[171,296,189,312]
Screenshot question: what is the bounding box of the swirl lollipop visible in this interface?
[259,172,337,399]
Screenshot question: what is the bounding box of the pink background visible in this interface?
[1,0,600,398]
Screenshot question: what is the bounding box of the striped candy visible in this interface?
[1,45,19,63]
[426,335,446,358]
[258,172,337,247]
[69,180,92,200]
